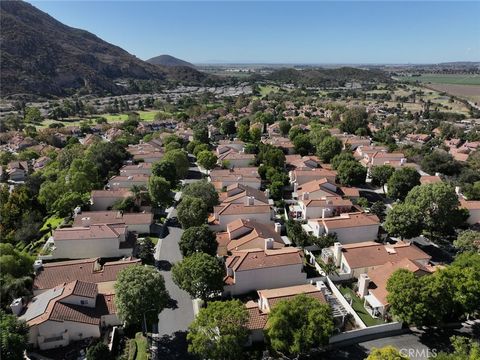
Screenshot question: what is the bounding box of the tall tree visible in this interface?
[182,180,219,210]
[370,165,395,193]
[148,175,173,209]
[316,136,343,163]
[266,294,334,356]
[187,300,249,360]
[114,266,169,326]
[177,196,208,229]
[387,167,421,201]
[196,150,218,171]
[336,160,367,186]
[179,225,218,256]
[172,253,224,301]
[163,149,190,179]
[384,203,422,240]
[0,310,29,360]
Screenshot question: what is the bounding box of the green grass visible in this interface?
[135,332,149,360]
[40,215,64,232]
[147,237,159,246]
[338,286,384,327]
[396,74,480,86]
[259,85,280,97]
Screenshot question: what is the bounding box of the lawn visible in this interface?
[147,236,159,246]
[338,285,384,327]
[259,85,280,97]
[135,332,149,360]
[396,74,480,86]
[40,214,64,232]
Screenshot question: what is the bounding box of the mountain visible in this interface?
[265,67,391,86]
[0,1,207,98]
[147,55,195,68]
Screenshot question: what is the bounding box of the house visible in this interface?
[322,241,431,278]
[358,258,436,318]
[108,174,150,190]
[263,137,295,154]
[293,178,338,200]
[361,152,407,167]
[73,210,153,234]
[306,212,380,244]
[49,224,134,259]
[420,175,442,185]
[289,168,337,185]
[119,163,152,177]
[90,189,132,211]
[33,257,140,295]
[293,197,353,221]
[216,219,285,256]
[460,199,480,225]
[267,122,282,137]
[18,281,120,350]
[223,247,306,296]
[217,149,255,168]
[334,134,371,150]
[211,202,273,231]
[128,145,164,163]
[405,133,431,144]
[7,160,29,181]
[285,155,321,169]
[219,183,271,206]
[218,140,245,152]
[209,167,261,190]
[33,156,51,172]
[246,283,332,343]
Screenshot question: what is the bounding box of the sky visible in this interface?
[30,1,480,64]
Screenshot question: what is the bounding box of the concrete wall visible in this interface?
[327,224,379,244]
[126,223,151,234]
[91,197,124,211]
[52,237,132,259]
[329,321,403,344]
[33,320,100,350]
[224,264,307,296]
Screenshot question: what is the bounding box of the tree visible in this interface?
[148,175,172,208]
[339,106,368,134]
[435,336,480,360]
[366,346,409,360]
[177,196,208,229]
[220,119,236,136]
[463,181,480,201]
[293,133,313,156]
[182,180,219,210]
[384,203,422,240]
[137,237,155,265]
[386,269,431,325]
[387,167,421,201]
[86,341,111,360]
[249,126,262,143]
[336,160,367,186]
[68,158,99,194]
[193,123,209,144]
[193,143,209,157]
[85,141,129,179]
[0,310,29,360]
[405,182,466,237]
[179,225,217,256]
[172,253,224,301]
[286,219,314,248]
[237,123,250,142]
[52,192,89,217]
[331,152,355,170]
[316,136,342,163]
[421,149,460,176]
[163,149,190,179]
[453,230,480,253]
[370,165,395,193]
[370,201,387,221]
[257,144,285,168]
[187,300,248,360]
[278,120,291,136]
[114,266,169,326]
[266,294,334,356]
[24,106,42,123]
[197,150,218,171]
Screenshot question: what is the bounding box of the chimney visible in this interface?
[33,259,43,273]
[265,238,275,250]
[293,183,298,193]
[73,206,82,217]
[357,274,370,298]
[247,196,254,206]
[264,189,270,199]
[333,242,342,267]
[10,298,23,316]
[316,281,328,294]
[455,186,461,195]
[303,192,309,200]
[434,172,440,177]
[400,158,406,165]
[81,217,91,227]
[322,208,327,218]
[274,223,282,234]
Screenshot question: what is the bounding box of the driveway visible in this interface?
[154,226,196,359]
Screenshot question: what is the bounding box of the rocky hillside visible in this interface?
[0,1,206,98]
[147,54,195,68]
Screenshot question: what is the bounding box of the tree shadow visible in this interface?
[155,260,172,271]
[154,331,197,360]
[166,297,178,310]
[321,344,370,360]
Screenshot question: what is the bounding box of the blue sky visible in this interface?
[30,1,480,64]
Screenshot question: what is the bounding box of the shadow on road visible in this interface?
[323,343,369,360]
[155,260,172,271]
[156,331,197,360]
[166,297,178,310]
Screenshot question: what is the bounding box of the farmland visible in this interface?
[396,73,480,86]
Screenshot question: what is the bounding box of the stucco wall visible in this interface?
[52,237,131,259]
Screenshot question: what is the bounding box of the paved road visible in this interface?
[154,226,196,359]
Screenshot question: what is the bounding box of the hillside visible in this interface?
[147,54,195,68]
[0,1,207,98]
[265,67,391,87]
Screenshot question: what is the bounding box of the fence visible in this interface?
[329,321,403,344]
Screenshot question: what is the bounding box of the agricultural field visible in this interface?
[426,84,480,104]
